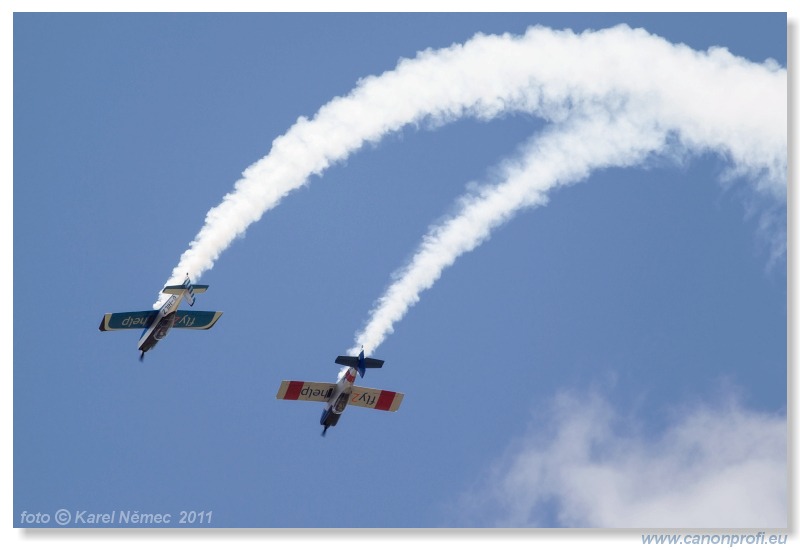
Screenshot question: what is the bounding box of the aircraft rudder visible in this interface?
[357,349,366,378]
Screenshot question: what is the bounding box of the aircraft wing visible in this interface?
[276,381,336,402]
[349,385,404,412]
[99,311,157,331]
[173,311,223,330]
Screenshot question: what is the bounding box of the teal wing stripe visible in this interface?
[173,311,223,330]
[100,311,157,331]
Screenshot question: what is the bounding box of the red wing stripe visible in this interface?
[374,390,397,411]
[284,381,305,400]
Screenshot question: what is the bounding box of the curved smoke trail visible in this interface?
[347,50,785,356]
[348,113,661,354]
[158,25,785,309]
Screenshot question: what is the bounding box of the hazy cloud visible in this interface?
[454,391,786,528]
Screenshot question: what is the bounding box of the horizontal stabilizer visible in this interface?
[162,284,208,294]
[335,355,384,369]
[163,280,208,307]
[172,310,223,330]
[99,310,157,331]
[349,385,404,412]
[276,381,336,402]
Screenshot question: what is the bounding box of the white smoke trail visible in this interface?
[349,49,786,356]
[349,114,656,354]
[157,25,785,307]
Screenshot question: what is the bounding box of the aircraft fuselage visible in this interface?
[319,367,358,430]
[137,294,180,353]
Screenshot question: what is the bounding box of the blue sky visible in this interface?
[11,7,790,538]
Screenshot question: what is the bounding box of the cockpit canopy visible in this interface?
[332,392,350,414]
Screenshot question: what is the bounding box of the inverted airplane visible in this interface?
[98,275,223,360]
[276,349,404,436]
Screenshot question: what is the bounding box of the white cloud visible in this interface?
[455,391,786,528]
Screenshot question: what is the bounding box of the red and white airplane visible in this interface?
[276,349,404,436]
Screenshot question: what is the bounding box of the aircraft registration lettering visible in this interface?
[161,295,177,313]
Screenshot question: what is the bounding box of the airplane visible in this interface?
[98,274,223,360]
[276,349,404,436]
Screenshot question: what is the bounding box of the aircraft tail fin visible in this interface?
[162,274,207,307]
[335,349,384,378]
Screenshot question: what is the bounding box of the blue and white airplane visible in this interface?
[276,349,404,436]
[99,275,223,360]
